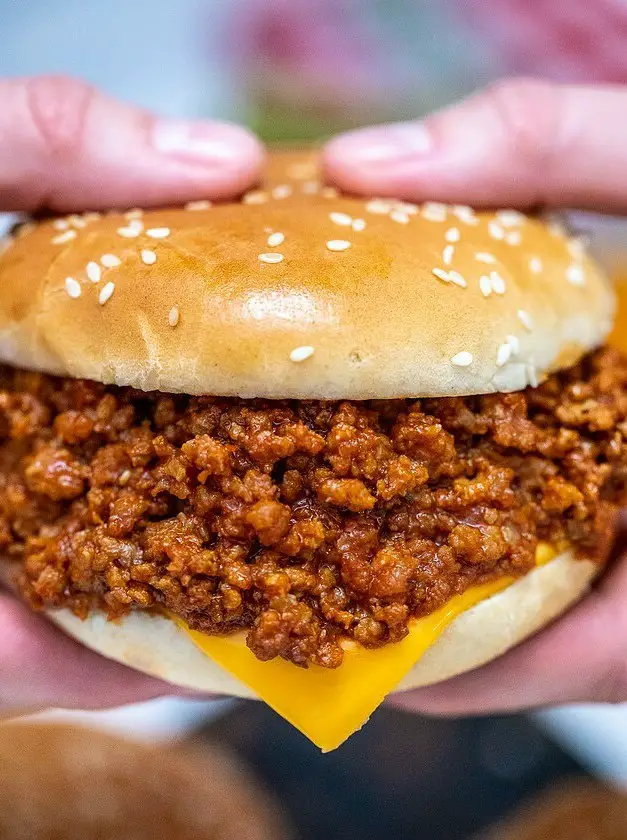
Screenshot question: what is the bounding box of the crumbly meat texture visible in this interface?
[1,348,626,668]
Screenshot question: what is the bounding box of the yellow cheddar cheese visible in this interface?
[175,542,557,752]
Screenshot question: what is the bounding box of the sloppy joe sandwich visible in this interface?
[0,151,624,751]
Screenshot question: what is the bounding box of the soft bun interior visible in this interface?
[47,550,597,697]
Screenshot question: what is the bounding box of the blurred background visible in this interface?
[2,1,627,837]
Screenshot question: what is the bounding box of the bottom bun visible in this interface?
[49,550,597,699]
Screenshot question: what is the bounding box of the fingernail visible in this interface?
[152,119,259,164]
[329,122,433,165]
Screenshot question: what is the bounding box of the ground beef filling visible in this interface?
[1,348,626,668]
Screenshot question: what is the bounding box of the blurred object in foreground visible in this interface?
[0,722,292,840]
[476,778,627,840]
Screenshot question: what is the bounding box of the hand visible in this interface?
[324,78,627,714]
[0,74,264,713]
[324,78,627,212]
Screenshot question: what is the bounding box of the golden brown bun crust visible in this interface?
[0,152,614,399]
[48,551,598,698]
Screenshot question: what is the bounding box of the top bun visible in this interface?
[0,151,615,399]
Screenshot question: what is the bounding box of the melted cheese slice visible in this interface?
[175,542,557,752]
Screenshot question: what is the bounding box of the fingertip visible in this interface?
[150,117,266,198]
[323,121,433,197]
[321,137,362,194]
[0,75,267,212]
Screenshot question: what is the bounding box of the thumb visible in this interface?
[0,75,264,212]
[324,78,627,213]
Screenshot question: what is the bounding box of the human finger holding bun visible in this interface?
[324,78,627,720]
[0,73,264,714]
[2,74,627,750]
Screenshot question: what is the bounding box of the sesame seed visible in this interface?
[83,212,101,222]
[518,309,534,331]
[64,277,81,299]
[98,282,115,305]
[53,219,69,231]
[352,218,367,232]
[448,270,467,288]
[141,249,157,265]
[101,254,121,269]
[272,184,293,200]
[567,237,587,258]
[117,226,140,239]
[326,239,351,252]
[529,257,543,273]
[548,219,566,238]
[488,220,505,240]
[567,264,585,287]
[301,181,320,194]
[505,230,521,246]
[442,245,454,265]
[168,305,180,327]
[490,271,506,295]
[479,275,492,297]
[330,212,353,227]
[287,161,318,180]
[421,202,447,222]
[451,351,473,367]
[125,209,143,220]
[321,187,338,199]
[185,200,212,211]
[52,230,77,245]
[452,205,478,225]
[119,469,132,486]
[476,252,496,264]
[390,210,410,224]
[395,202,418,215]
[424,202,447,214]
[86,261,101,283]
[497,210,525,227]
[16,222,35,239]
[445,227,461,243]
[267,232,285,247]
[506,334,520,354]
[496,343,512,367]
[527,365,539,388]
[432,268,450,283]
[366,199,393,215]
[421,209,447,222]
[243,191,268,205]
[290,345,315,363]
[259,253,284,264]
[146,227,170,239]
[69,214,87,229]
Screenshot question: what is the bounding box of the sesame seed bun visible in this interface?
[0,151,615,399]
[47,549,597,697]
